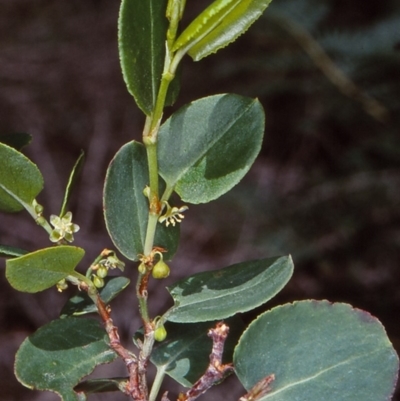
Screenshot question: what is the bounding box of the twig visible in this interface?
[94,292,143,400]
[178,322,234,401]
[238,374,275,401]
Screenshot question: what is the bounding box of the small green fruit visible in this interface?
[97,266,108,278]
[152,260,170,279]
[92,275,105,288]
[154,325,167,342]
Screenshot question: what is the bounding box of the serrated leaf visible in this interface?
[234,301,399,401]
[118,0,180,115]
[150,317,244,387]
[103,141,179,261]
[164,256,293,323]
[0,142,43,212]
[60,150,85,217]
[173,0,273,61]
[158,94,265,204]
[0,132,32,150]
[0,244,29,258]
[60,277,130,317]
[6,246,85,293]
[15,317,117,401]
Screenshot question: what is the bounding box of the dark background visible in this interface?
[1,0,399,400]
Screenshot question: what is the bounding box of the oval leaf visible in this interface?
[103,141,179,261]
[60,277,130,317]
[151,318,244,387]
[173,0,273,61]
[119,0,179,115]
[158,94,265,204]
[0,142,43,212]
[6,246,85,293]
[234,301,399,401]
[164,256,293,323]
[0,244,29,258]
[15,317,116,401]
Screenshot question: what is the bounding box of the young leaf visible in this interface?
[60,277,130,317]
[103,141,179,261]
[0,132,32,150]
[164,256,293,323]
[0,142,43,213]
[59,150,85,217]
[172,0,273,61]
[0,244,28,258]
[6,246,85,293]
[15,317,117,401]
[150,317,244,387]
[118,0,180,115]
[158,94,265,204]
[234,301,399,401]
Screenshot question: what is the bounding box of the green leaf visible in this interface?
[118,0,179,115]
[0,244,29,258]
[150,317,244,387]
[60,150,85,217]
[0,132,32,150]
[15,317,117,401]
[60,277,130,317]
[74,378,127,394]
[173,0,273,61]
[158,94,265,204]
[0,142,43,212]
[103,141,179,261]
[164,256,293,323]
[234,301,399,401]
[6,246,85,293]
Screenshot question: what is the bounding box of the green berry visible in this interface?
[154,325,167,342]
[152,260,170,279]
[92,275,104,288]
[97,266,108,278]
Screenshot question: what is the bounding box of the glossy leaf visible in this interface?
[164,256,293,323]
[103,141,179,261]
[150,317,244,387]
[6,246,85,293]
[0,132,32,150]
[234,301,399,401]
[15,317,117,401]
[0,244,28,258]
[60,277,130,317]
[118,0,179,115]
[60,150,85,217]
[173,0,273,61]
[0,142,43,212]
[158,94,265,204]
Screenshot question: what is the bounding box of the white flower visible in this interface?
[158,202,188,227]
[49,211,80,243]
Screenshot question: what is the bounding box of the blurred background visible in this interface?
[1,0,399,400]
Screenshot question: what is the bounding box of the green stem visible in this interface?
[149,367,167,401]
[143,213,159,257]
